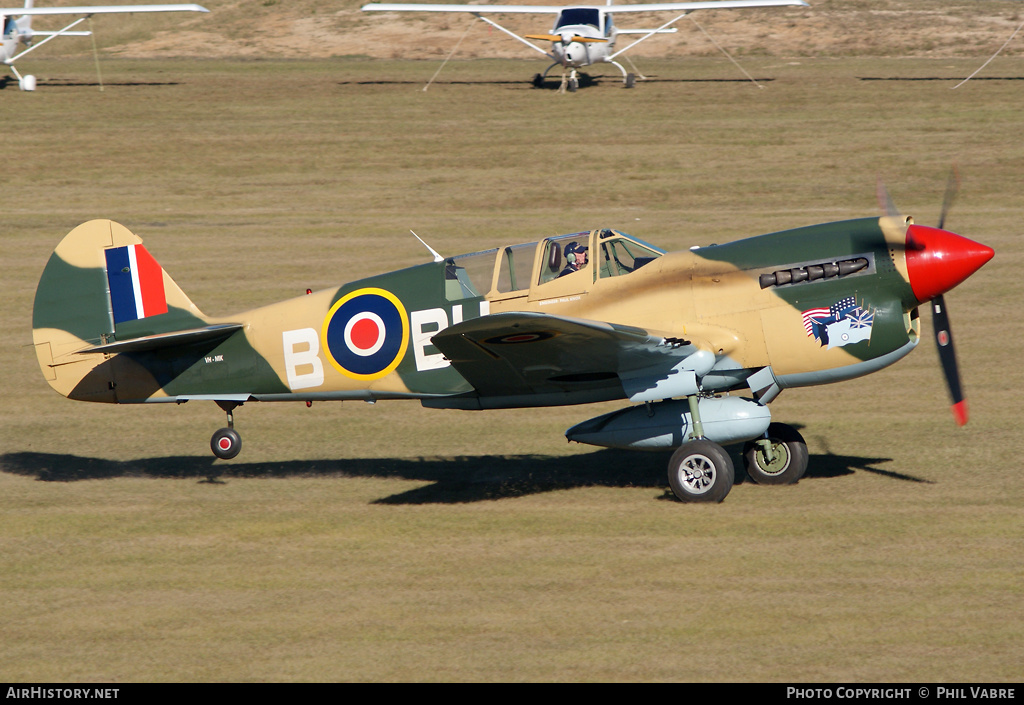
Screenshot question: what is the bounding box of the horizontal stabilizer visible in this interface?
[615,28,678,34]
[77,323,243,355]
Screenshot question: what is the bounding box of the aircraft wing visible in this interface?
[429,311,725,407]
[1,4,208,16]
[362,1,807,14]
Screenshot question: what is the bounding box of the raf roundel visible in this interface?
[322,288,410,380]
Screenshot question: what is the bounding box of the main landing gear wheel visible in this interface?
[743,422,809,485]
[624,73,636,89]
[667,439,735,503]
[211,428,241,460]
[532,73,545,88]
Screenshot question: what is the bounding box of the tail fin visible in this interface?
[33,220,209,402]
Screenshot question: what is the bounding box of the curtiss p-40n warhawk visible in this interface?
[33,201,992,502]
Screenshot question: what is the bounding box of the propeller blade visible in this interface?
[937,165,961,231]
[523,33,608,43]
[876,177,900,219]
[930,293,968,425]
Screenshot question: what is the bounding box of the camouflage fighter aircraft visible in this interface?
[32,200,993,502]
[361,0,808,91]
[2,1,208,91]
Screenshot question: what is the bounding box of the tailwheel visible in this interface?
[667,439,734,503]
[211,400,243,460]
[211,427,241,460]
[743,422,808,485]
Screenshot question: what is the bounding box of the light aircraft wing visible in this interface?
[0,5,208,15]
[430,311,726,404]
[361,1,807,14]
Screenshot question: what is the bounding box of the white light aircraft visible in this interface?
[361,0,808,90]
[2,1,208,91]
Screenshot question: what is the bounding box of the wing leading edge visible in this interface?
[1,5,208,15]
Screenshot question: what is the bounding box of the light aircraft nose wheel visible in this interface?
[667,439,734,503]
[742,422,809,485]
[211,428,242,460]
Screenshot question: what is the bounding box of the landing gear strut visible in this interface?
[559,68,580,93]
[666,394,735,503]
[743,422,808,485]
[210,400,242,460]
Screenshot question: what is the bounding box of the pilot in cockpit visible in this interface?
[559,242,588,277]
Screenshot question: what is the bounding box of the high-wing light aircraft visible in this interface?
[2,1,208,91]
[361,0,808,90]
[33,187,993,503]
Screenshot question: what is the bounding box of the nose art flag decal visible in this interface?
[802,297,874,349]
[105,245,169,324]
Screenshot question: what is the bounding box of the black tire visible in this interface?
[211,427,242,460]
[625,73,636,89]
[568,77,578,93]
[532,73,544,88]
[667,440,735,503]
[743,422,808,485]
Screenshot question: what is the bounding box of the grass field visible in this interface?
[2,54,1023,681]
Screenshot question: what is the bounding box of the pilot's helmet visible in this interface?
[565,242,588,258]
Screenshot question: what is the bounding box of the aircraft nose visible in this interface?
[905,224,994,303]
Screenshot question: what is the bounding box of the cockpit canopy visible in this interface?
[443,229,665,301]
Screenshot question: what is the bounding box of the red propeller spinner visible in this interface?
[905,224,994,304]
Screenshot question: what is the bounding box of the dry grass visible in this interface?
[1,53,1023,681]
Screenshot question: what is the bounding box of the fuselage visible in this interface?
[33,216,994,410]
[2,13,31,63]
[547,7,616,68]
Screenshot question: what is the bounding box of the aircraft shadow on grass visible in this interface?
[858,76,1024,82]
[0,77,181,90]
[0,448,924,504]
[340,76,775,88]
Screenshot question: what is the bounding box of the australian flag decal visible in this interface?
[802,297,874,349]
